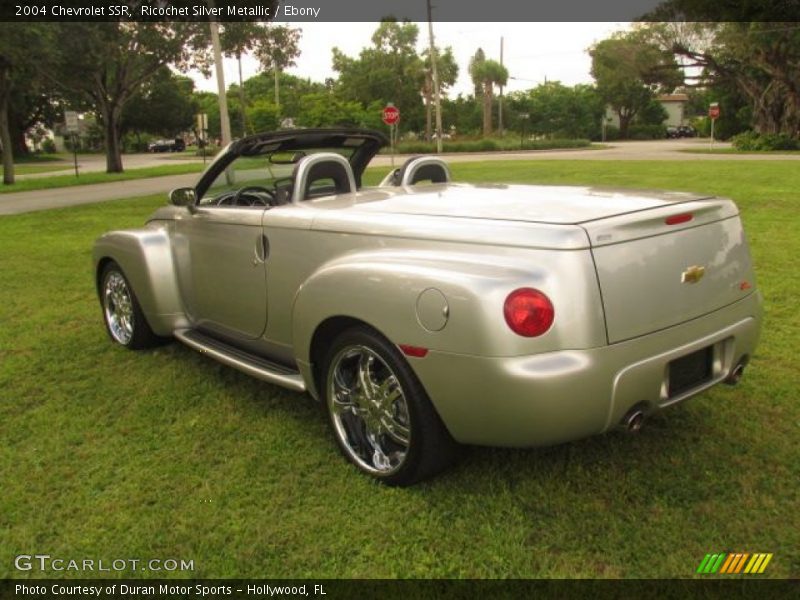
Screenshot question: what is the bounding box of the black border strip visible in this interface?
[3,579,800,600]
[2,0,799,22]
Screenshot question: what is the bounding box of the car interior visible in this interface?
[201,148,450,210]
[380,156,451,187]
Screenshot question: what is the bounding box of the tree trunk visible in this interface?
[618,111,631,139]
[483,81,493,137]
[238,53,248,137]
[0,96,14,185]
[9,117,29,156]
[12,130,28,156]
[0,66,14,185]
[274,63,280,116]
[424,72,432,142]
[101,102,123,173]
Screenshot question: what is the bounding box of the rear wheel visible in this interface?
[100,261,161,350]
[322,326,460,486]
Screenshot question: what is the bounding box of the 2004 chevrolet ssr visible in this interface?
[93,128,762,485]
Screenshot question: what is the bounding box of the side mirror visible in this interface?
[169,187,196,207]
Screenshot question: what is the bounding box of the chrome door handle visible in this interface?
[253,234,269,265]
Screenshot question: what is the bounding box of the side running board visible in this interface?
[174,329,306,392]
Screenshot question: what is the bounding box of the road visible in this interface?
[2,138,798,216]
[16,151,206,180]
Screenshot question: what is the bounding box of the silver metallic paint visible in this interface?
[93,169,763,448]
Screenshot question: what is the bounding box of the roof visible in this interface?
[658,93,689,103]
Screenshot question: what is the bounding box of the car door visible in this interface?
[173,206,268,340]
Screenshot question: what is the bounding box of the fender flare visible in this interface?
[93,226,187,336]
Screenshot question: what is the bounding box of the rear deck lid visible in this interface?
[582,198,755,343]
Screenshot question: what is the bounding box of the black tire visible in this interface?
[99,261,162,350]
[321,326,460,486]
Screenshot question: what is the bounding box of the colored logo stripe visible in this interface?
[697,553,772,575]
[697,553,726,574]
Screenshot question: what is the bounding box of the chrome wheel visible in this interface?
[327,345,411,475]
[103,271,134,345]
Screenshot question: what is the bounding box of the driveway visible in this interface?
[3,139,798,215]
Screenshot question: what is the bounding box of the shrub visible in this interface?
[731,131,799,151]
[384,137,591,155]
[628,124,667,140]
[601,125,620,141]
[41,139,57,154]
[691,117,710,138]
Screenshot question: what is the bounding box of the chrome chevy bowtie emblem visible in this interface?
[682,265,706,284]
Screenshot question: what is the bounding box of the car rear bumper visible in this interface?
[411,292,762,447]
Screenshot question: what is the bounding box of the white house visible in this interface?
[604,93,690,128]
[658,93,689,127]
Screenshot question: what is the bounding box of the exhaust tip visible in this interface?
[621,409,645,433]
[725,363,745,386]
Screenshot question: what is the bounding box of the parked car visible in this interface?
[666,125,697,139]
[148,137,186,152]
[94,128,762,485]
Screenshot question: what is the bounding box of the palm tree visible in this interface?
[470,58,508,136]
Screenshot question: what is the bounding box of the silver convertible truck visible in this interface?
[93,128,762,485]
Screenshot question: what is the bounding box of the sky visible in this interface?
[191,22,630,99]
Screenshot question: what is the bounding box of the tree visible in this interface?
[332,19,426,132]
[507,82,605,139]
[468,48,486,98]
[220,23,261,136]
[0,24,52,184]
[590,31,682,138]
[638,98,669,126]
[192,91,221,139]
[640,20,800,138]
[42,22,212,173]
[295,93,370,128]
[685,83,751,140]
[247,99,280,133]
[121,67,195,148]
[441,94,483,135]
[252,24,302,116]
[243,72,326,124]
[470,58,508,136]
[421,47,458,141]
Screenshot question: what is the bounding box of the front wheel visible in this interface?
[322,327,460,486]
[99,261,161,350]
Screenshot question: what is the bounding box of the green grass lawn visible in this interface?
[680,147,800,155]
[13,153,69,163]
[0,162,206,194]
[1,160,798,579]
[1,153,74,176]
[1,164,73,176]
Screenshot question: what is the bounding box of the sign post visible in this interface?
[196,113,208,164]
[64,110,79,177]
[382,103,400,167]
[708,103,720,150]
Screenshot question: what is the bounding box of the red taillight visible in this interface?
[665,213,693,225]
[503,288,554,337]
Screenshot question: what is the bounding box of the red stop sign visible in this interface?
[382,105,400,126]
[709,104,720,119]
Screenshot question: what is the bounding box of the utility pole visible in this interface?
[427,0,443,154]
[237,54,248,136]
[274,58,280,116]
[210,19,232,147]
[498,36,504,136]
